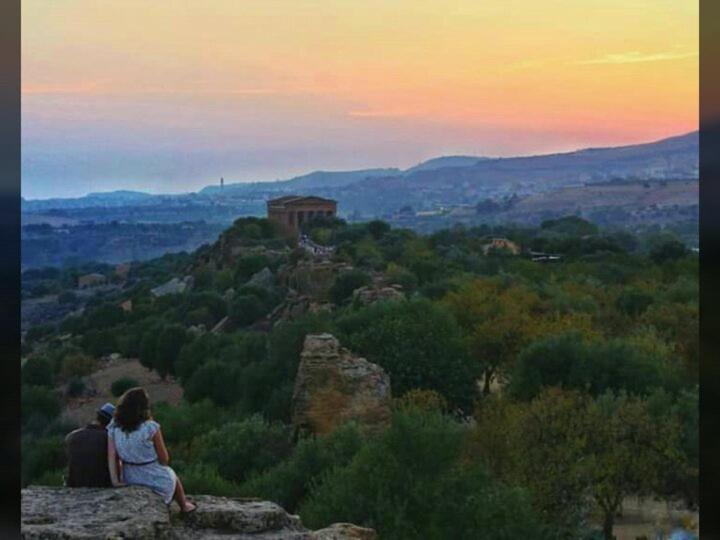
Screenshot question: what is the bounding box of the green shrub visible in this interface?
[329,270,372,305]
[65,377,86,398]
[240,423,364,511]
[153,400,231,446]
[34,468,65,486]
[111,377,139,398]
[508,332,680,401]
[336,299,478,412]
[22,435,65,487]
[22,386,62,427]
[196,416,293,484]
[60,354,96,379]
[178,462,240,497]
[22,357,55,388]
[299,408,546,539]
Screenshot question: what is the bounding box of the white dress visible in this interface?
[107,419,178,504]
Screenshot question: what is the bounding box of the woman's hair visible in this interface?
[113,387,151,432]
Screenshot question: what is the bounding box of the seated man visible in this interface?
[65,403,115,487]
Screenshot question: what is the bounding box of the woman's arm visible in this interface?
[107,436,124,487]
[152,428,170,466]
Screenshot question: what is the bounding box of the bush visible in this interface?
[60,354,96,379]
[299,408,546,539]
[229,295,269,327]
[22,386,62,427]
[336,299,478,412]
[22,357,55,388]
[111,377,139,398]
[154,324,189,379]
[329,270,372,305]
[34,468,65,486]
[196,416,293,484]
[240,423,364,512]
[508,332,679,401]
[65,377,86,398]
[178,462,240,497]
[21,435,65,486]
[153,400,231,446]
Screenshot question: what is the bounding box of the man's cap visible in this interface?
[98,403,115,420]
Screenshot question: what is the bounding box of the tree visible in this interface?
[328,270,371,305]
[197,416,293,484]
[508,332,678,401]
[336,299,478,412]
[367,220,391,240]
[470,389,684,540]
[649,238,687,264]
[299,408,547,539]
[154,324,189,379]
[586,392,683,540]
[444,279,589,395]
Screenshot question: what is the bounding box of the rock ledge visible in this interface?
[21,486,375,539]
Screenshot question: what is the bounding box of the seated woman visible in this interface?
[106,387,196,512]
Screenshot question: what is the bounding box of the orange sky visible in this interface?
[22,0,698,198]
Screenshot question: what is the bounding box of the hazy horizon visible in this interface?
[22,1,698,200]
[21,129,698,201]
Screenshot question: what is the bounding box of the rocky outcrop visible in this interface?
[292,334,392,437]
[246,267,275,289]
[280,261,353,301]
[351,285,405,306]
[21,486,376,539]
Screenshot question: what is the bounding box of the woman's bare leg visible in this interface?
[173,477,196,512]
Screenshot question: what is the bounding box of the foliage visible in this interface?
[22,357,55,388]
[195,416,293,484]
[60,353,97,379]
[470,389,685,540]
[329,270,372,305]
[111,377,140,397]
[21,435,65,487]
[240,423,364,512]
[65,376,86,398]
[300,408,547,539]
[508,332,680,400]
[336,299,478,411]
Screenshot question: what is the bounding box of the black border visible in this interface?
[700,0,720,537]
[0,0,21,537]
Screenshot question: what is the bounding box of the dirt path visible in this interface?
[62,357,183,425]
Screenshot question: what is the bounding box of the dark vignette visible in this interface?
[0,0,21,537]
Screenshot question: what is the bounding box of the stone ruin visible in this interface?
[291,334,392,438]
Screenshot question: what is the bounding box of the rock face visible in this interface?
[292,334,392,437]
[21,486,376,539]
[351,285,405,306]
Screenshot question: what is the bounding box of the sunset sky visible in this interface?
[22,0,698,199]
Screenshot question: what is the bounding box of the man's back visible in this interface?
[65,424,112,487]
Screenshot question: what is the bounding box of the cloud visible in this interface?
[573,50,698,65]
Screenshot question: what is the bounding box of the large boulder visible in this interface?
[21,486,376,539]
[292,334,392,437]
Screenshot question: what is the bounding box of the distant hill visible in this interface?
[200,168,400,195]
[405,156,490,173]
[22,131,697,221]
[22,190,155,212]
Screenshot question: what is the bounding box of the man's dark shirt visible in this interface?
[65,423,112,487]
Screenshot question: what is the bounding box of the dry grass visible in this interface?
[62,357,183,425]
